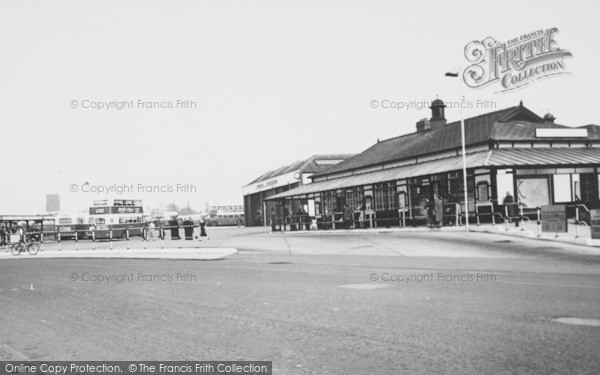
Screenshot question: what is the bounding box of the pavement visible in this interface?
[262,221,600,248]
[0,247,237,260]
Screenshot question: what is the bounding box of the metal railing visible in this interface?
[2,225,209,253]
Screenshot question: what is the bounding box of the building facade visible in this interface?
[266,100,600,229]
[242,154,354,226]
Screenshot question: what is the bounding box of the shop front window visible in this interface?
[553,174,572,203]
[496,169,514,199]
[373,182,397,210]
[345,187,363,210]
[322,191,336,214]
[517,178,550,208]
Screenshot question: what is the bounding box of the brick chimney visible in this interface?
[416,118,431,132]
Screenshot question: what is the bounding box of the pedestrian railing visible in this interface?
[2,225,209,252]
[570,203,591,238]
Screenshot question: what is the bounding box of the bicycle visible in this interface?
[11,240,40,256]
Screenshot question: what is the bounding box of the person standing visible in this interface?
[503,191,517,218]
[434,194,443,227]
[271,209,276,232]
[425,198,435,228]
[169,216,180,240]
[200,216,207,238]
[148,221,156,241]
[184,217,194,240]
[503,191,514,205]
[343,204,353,229]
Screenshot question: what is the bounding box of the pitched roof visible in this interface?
[246,154,354,185]
[312,104,599,178]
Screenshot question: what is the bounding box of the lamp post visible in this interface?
[445,69,469,232]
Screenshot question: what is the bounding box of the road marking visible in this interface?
[497,280,600,289]
[553,317,600,327]
[338,283,391,290]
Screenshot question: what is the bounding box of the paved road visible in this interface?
[1,228,599,374]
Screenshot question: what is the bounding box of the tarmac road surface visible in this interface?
[1,227,599,374]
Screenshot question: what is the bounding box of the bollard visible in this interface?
[40,232,44,252]
[57,231,61,251]
[455,205,459,227]
[92,229,96,250]
[74,231,78,251]
[575,206,580,238]
[143,228,147,249]
[126,229,130,250]
[109,230,113,250]
[161,228,165,249]
[536,208,541,237]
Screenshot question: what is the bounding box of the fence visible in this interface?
[2,225,209,252]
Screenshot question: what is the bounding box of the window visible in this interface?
[517,178,550,208]
[373,182,397,210]
[345,187,363,210]
[553,174,572,203]
[448,172,463,197]
[476,181,490,202]
[496,169,514,199]
[322,191,336,214]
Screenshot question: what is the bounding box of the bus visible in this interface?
[0,215,56,243]
[54,212,92,240]
[207,205,245,226]
[89,199,145,239]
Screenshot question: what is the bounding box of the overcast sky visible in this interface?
[1,0,598,214]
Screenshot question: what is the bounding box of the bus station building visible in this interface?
[264,99,600,229]
[243,154,354,226]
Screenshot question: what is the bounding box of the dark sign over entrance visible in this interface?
[541,205,567,233]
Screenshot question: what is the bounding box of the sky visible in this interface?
[1,0,599,214]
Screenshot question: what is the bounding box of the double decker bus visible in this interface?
[54,212,92,240]
[207,205,245,226]
[89,199,145,239]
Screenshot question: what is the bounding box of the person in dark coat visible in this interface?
[0,226,5,245]
[425,198,435,228]
[343,204,353,229]
[183,217,194,240]
[169,217,180,240]
[200,217,207,237]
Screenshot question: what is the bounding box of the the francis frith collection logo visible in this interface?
[463,27,572,92]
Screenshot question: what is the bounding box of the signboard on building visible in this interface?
[541,205,567,233]
[591,209,600,240]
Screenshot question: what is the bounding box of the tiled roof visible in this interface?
[312,104,599,177]
[246,154,354,185]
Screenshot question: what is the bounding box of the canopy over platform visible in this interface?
[265,147,600,200]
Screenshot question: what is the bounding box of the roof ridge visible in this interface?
[376,105,518,145]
